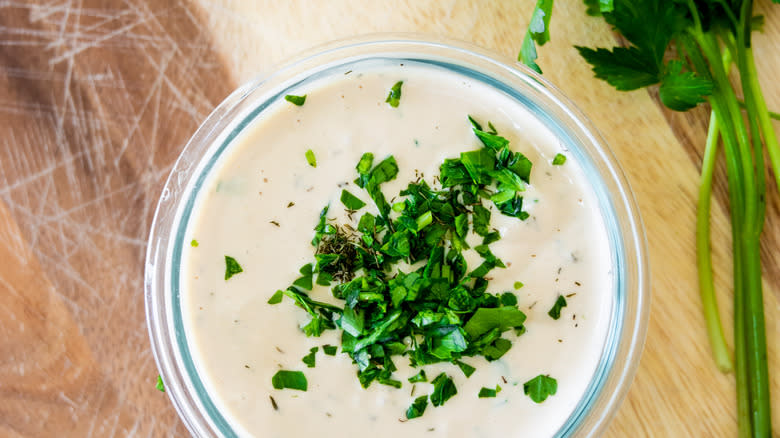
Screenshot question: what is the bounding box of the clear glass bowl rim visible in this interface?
[144,33,650,438]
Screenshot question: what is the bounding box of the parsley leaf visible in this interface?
[548,294,568,320]
[406,395,428,419]
[285,94,306,106]
[584,0,614,15]
[478,385,501,398]
[658,60,713,111]
[292,263,314,291]
[156,375,165,392]
[472,205,491,236]
[190,239,199,247]
[455,360,476,378]
[302,347,318,368]
[552,153,567,165]
[271,370,308,391]
[224,256,243,280]
[385,81,403,108]
[340,189,366,210]
[464,306,527,339]
[575,46,659,91]
[430,373,458,407]
[305,149,317,167]
[518,0,553,73]
[408,370,427,383]
[322,344,338,356]
[523,374,557,403]
[268,290,284,304]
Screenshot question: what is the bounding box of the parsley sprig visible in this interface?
[526,1,778,435]
[272,116,562,418]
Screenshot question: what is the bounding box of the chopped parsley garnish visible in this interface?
[523,374,557,403]
[156,375,165,392]
[478,385,501,398]
[340,189,366,210]
[430,373,457,407]
[302,347,318,368]
[272,115,546,418]
[285,94,307,106]
[292,263,314,291]
[268,290,284,304]
[514,281,524,289]
[305,149,317,167]
[548,294,567,320]
[552,153,567,165]
[271,370,308,391]
[406,395,428,419]
[224,256,243,280]
[455,360,476,378]
[385,81,403,108]
[190,239,199,247]
[322,344,338,356]
[408,370,427,383]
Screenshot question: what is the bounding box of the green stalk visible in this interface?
[682,22,753,437]
[735,3,772,434]
[745,47,780,192]
[738,100,780,121]
[696,110,733,372]
[707,87,753,438]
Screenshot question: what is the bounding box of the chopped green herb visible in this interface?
[406,395,428,419]
[224,256,243,280]
[548,295,567,320]
[268,290,284,304]
[518,0,553,73]
[408,370,427,383]
[464,306,526,339]
[271,370,308,391]
[305,149,317,167]
[285,94,306,106]
[478,385,501,398]
[385,81,403,108]
[272,116,538,419]
[340,189,366,210]
[302,347,318,368]
[292,263,314,291]
[156,375,165,392]
[523,374,557,403]
[552,153,567,165]
[455,360,476,378]
[322,344,338,356]
[430,373,457,407]
[500,292,518,306]
[190,239,199,247]
[514,281,524,289]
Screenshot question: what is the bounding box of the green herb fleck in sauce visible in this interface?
[224,256,243,280]
[385,81,403,108]
[285,94,307,106]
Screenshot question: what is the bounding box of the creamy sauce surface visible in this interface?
[181,62,613,438]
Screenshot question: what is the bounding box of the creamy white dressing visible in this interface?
[181,63,613,438]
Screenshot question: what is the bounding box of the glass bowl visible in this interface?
[145,34,649,437]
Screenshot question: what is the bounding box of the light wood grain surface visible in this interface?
[0,1,777,436]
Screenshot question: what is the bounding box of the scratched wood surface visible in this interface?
[0,1,777,437]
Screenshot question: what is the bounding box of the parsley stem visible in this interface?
[696,110,733,372]
[744,47,780,193]
[738,100,780,121]
[736,5,772,433]
[684,29,753,438]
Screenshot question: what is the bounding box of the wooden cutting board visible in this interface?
[0,1,777,436]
